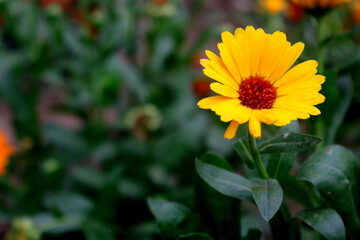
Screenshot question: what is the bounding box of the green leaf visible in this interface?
[234,137,254,169]
[283,179,316,209]
[251,178,283,221]
[194,152,240,240]
[83,220,116,240]
[258,132,321,154]
[297,145,360,236]
[266,152,295,183]
[178,233,214,240]
[195,159,252,202]
[295,208,345,240]
[266,121,299,184]
[44,191,93,216]
[147,198,190,230]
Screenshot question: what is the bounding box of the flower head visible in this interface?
[0,130,14,174]
[198,26,325,139]
[259,0,287,15]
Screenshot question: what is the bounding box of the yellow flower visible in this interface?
[0,129,13,174]
[198,26,325,139]
[290,0,351,9]
[260,0,287,14]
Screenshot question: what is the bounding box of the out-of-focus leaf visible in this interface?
[147,198,190,230]
[150,34,175,72]
[324,33,360,72]
[251,178,283,222]
[83,220,116,240]
[295,208,345,240]
[195,152,240,240]
[258,132,321,154]
[178,233,214,240]
[234,137,254,169]
[43,124,88,157]
[297,145,360,237]
[195,159,252,202]
[32,213,82,234]
[44,192,93,217]
[71,167,106,189]
[325,75,353,145]
[116,56,148,101]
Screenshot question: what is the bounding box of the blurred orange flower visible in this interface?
[353,0,360,23]
[287,2,305,22]
[259,0,287,14]
[0,130,14,175]
[290,0,351,9]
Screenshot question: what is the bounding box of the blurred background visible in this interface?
[0,0,360,239]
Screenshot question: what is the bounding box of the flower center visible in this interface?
[238,76,277,110]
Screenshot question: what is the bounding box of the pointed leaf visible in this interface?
[234,137,254,169]
[295,208,345,240]
[194,152,240,240]
[251,178,283,221]
[258,133,321,154]
[147,198,190,230]
[195,159,252,202]
[297,145,360,236]
[266,153,295,184]
[266,121,299,184]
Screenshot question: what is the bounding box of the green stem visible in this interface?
[247,132,269,180]
[247,129,298,239]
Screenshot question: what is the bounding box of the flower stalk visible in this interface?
[247,131,269,180]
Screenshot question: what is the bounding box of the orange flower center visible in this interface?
[239,76,277,110]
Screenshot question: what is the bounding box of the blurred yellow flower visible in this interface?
[260,0,287,14]
[0,130,13,174]
[198,26,325,139]
[290,0,351,9]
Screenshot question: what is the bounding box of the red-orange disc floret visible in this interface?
[239,76,277,110]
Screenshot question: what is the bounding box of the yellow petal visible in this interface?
[301,94,326,105]
[224,120,240,139]
[202,51,239,90]
[210,82,239,98]
[274,60,318,88]
[221,104,252,123]
[249,115,261,138]
[221,31,249,81]
[259,31,289,79]
[246,27,268,76]
[268,42,305,83]
[274,100,321,116]
[270,108,297,126]
[218,42,242,84]
[254,110,276,125]
[197,96,229,109]
[212,99,241,116]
